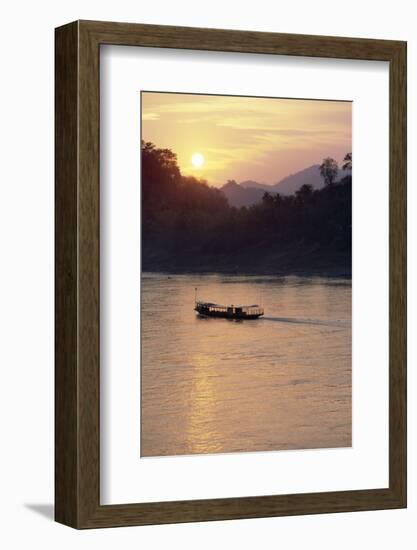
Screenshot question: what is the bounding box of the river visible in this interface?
[141,273,351,457]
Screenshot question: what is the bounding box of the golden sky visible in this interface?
[141,92,351,187]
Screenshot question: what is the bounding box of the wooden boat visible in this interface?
[194,301,264,320]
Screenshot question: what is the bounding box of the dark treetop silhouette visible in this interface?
[142,141,352,277]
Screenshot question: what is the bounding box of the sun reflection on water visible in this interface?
[186,353,225,454]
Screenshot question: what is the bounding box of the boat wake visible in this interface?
[262,316,350,328]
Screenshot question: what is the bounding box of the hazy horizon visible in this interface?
[141,91,352,187]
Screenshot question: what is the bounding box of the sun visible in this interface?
[191,152,205,169]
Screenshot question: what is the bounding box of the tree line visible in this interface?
[141,140,352,275]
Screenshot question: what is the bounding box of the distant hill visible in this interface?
[272,164,323,195]
[220,180,265,208]
[239,180,271,191]
[221,165,350,207]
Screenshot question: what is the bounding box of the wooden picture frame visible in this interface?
[55,20,407,529]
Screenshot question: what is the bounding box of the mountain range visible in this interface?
[220,164,349,208]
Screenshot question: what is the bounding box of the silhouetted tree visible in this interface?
[262,191,275,206]
[342,152,352,171]
[320,157,339,186]
[295,184,314,204]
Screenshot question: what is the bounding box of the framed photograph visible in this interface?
[55,20,406,528]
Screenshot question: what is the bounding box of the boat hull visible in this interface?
[195,307,263,320]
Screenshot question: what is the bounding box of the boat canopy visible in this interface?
[195,301,264,316]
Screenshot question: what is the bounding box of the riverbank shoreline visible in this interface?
[142,255,351,279]
[142,265,352,279]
